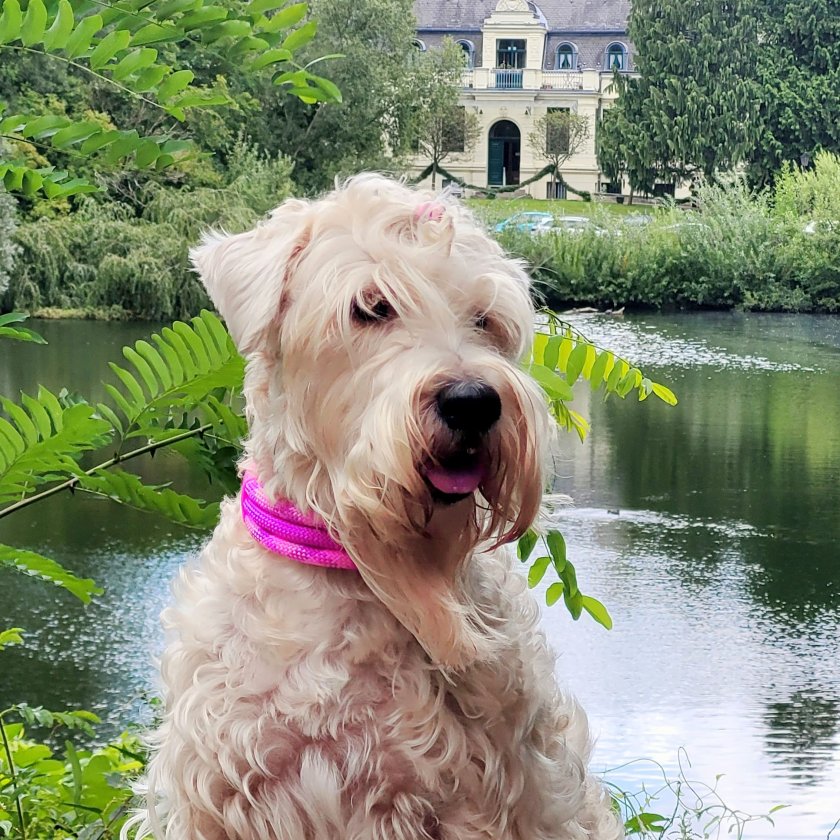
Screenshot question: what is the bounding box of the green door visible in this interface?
[488,138,504,185]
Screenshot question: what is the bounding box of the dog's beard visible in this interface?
[336,371,546,670]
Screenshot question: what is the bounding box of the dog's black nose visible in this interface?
[436,380,501,435]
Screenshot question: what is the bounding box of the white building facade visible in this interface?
[412,0,638,199]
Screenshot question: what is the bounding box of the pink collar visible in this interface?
[240,473,357,571]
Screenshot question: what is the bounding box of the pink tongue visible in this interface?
[425,462,486,495]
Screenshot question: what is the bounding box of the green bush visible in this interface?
[500,165,840,313]
[4,143,295,321]
[0,186,18,301]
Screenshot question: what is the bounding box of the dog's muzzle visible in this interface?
[423,380,501,501]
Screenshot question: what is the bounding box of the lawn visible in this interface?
[466,197,660,225]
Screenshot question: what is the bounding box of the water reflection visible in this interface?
[764,689,840,786]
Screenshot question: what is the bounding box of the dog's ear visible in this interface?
[190,200,310,356]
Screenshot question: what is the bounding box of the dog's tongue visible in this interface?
[425,461,486,495]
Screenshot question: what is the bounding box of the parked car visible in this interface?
[494,212,554,233]
[533,216,608,236]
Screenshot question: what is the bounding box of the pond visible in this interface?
[2,313,839,838]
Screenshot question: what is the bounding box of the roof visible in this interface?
[414,0,631,32]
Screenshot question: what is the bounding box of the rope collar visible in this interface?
[240,472,357,571]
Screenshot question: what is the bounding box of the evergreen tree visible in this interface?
[748,0,840,185]
[600,0,761,187]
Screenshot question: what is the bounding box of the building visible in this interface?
[412,0,634,199]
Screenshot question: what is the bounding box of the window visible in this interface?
[546,107,571,154]
[555,43,577,71]
[456,40,475,69]
[413,39,427,51]
[497,39,526,69]
[606,43,627,71]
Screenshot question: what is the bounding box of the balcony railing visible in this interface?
[492,69,523,89]
[540,70,584,91]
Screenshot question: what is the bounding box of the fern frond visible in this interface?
[0,388,112,506]
[0,544,102,603]
[77,468,220,529]
[100,310,245,445]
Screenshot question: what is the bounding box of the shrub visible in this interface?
[499,171,840,313]
[0,186,19,300]
[4,143,294,321]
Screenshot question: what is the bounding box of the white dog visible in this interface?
[125,175,623,839]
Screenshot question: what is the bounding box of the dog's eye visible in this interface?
[351,296,395,324]
[474,313,490,330]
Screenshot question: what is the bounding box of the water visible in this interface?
[2,314,839,837]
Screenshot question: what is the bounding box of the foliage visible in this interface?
[4,140,294,319]
[0,693,144,839]
[259,0,422,193]
[600,0,762,188]
[611,751,787,838]
[772,150,840,220]
[408,38,480,190]
[527,109,590,193]
[498,172,840,313]
[747,0,840,187]
[0,184,17,298]
[596,106,656,197]
[0,0,339,199]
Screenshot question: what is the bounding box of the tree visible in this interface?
[528,108,590,197]
[259,0,422,193]
[747,0,840,186]
[409,38,480,189]
[599,0,761,187]
[596,107,657,199]
[0,0,340,201]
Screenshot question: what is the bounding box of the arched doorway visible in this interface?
[488,120,520,187]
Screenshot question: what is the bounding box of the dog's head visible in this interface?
[192,175,548,667]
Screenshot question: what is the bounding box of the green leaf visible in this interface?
[565,342,588,385]
[527,555,551,588]
[580,595,613,629]
[157,68,194,101]
[20,0,46,45]
[51,120,102,148]
[589,350,612,390]
[89,27,131,68]
[21,114,69,139]
[309,73,342,103]
[546,529,567,573]
[111,47,158,81]
[527,363,574,401]
[130,21,179,45]
[180,6,228,30]
[250,46,292,70]
[258,1,306,29]
[545,582,564,606]
[250,0,296,15]
[280,19,316,51]
[63,12,102,58]
[0,0,22,43]
[43,0,75,51]
[542,334,562,371]
[0,544,102,603]
[0,627,24,651]
[516,528,538,562]
[651,381,678,406]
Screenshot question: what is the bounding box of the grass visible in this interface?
[466,197,660,225]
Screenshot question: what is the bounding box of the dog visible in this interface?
[124,175,623,839]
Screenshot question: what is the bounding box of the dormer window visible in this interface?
[457,39,476,69]
[555,43,578,70]
[413,39,427,51]
[497,39,526,69]
[606,43,627,71]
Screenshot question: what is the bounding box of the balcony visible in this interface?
[540,70,584,91]
[460,67,611,93]
[492,69,523,89]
